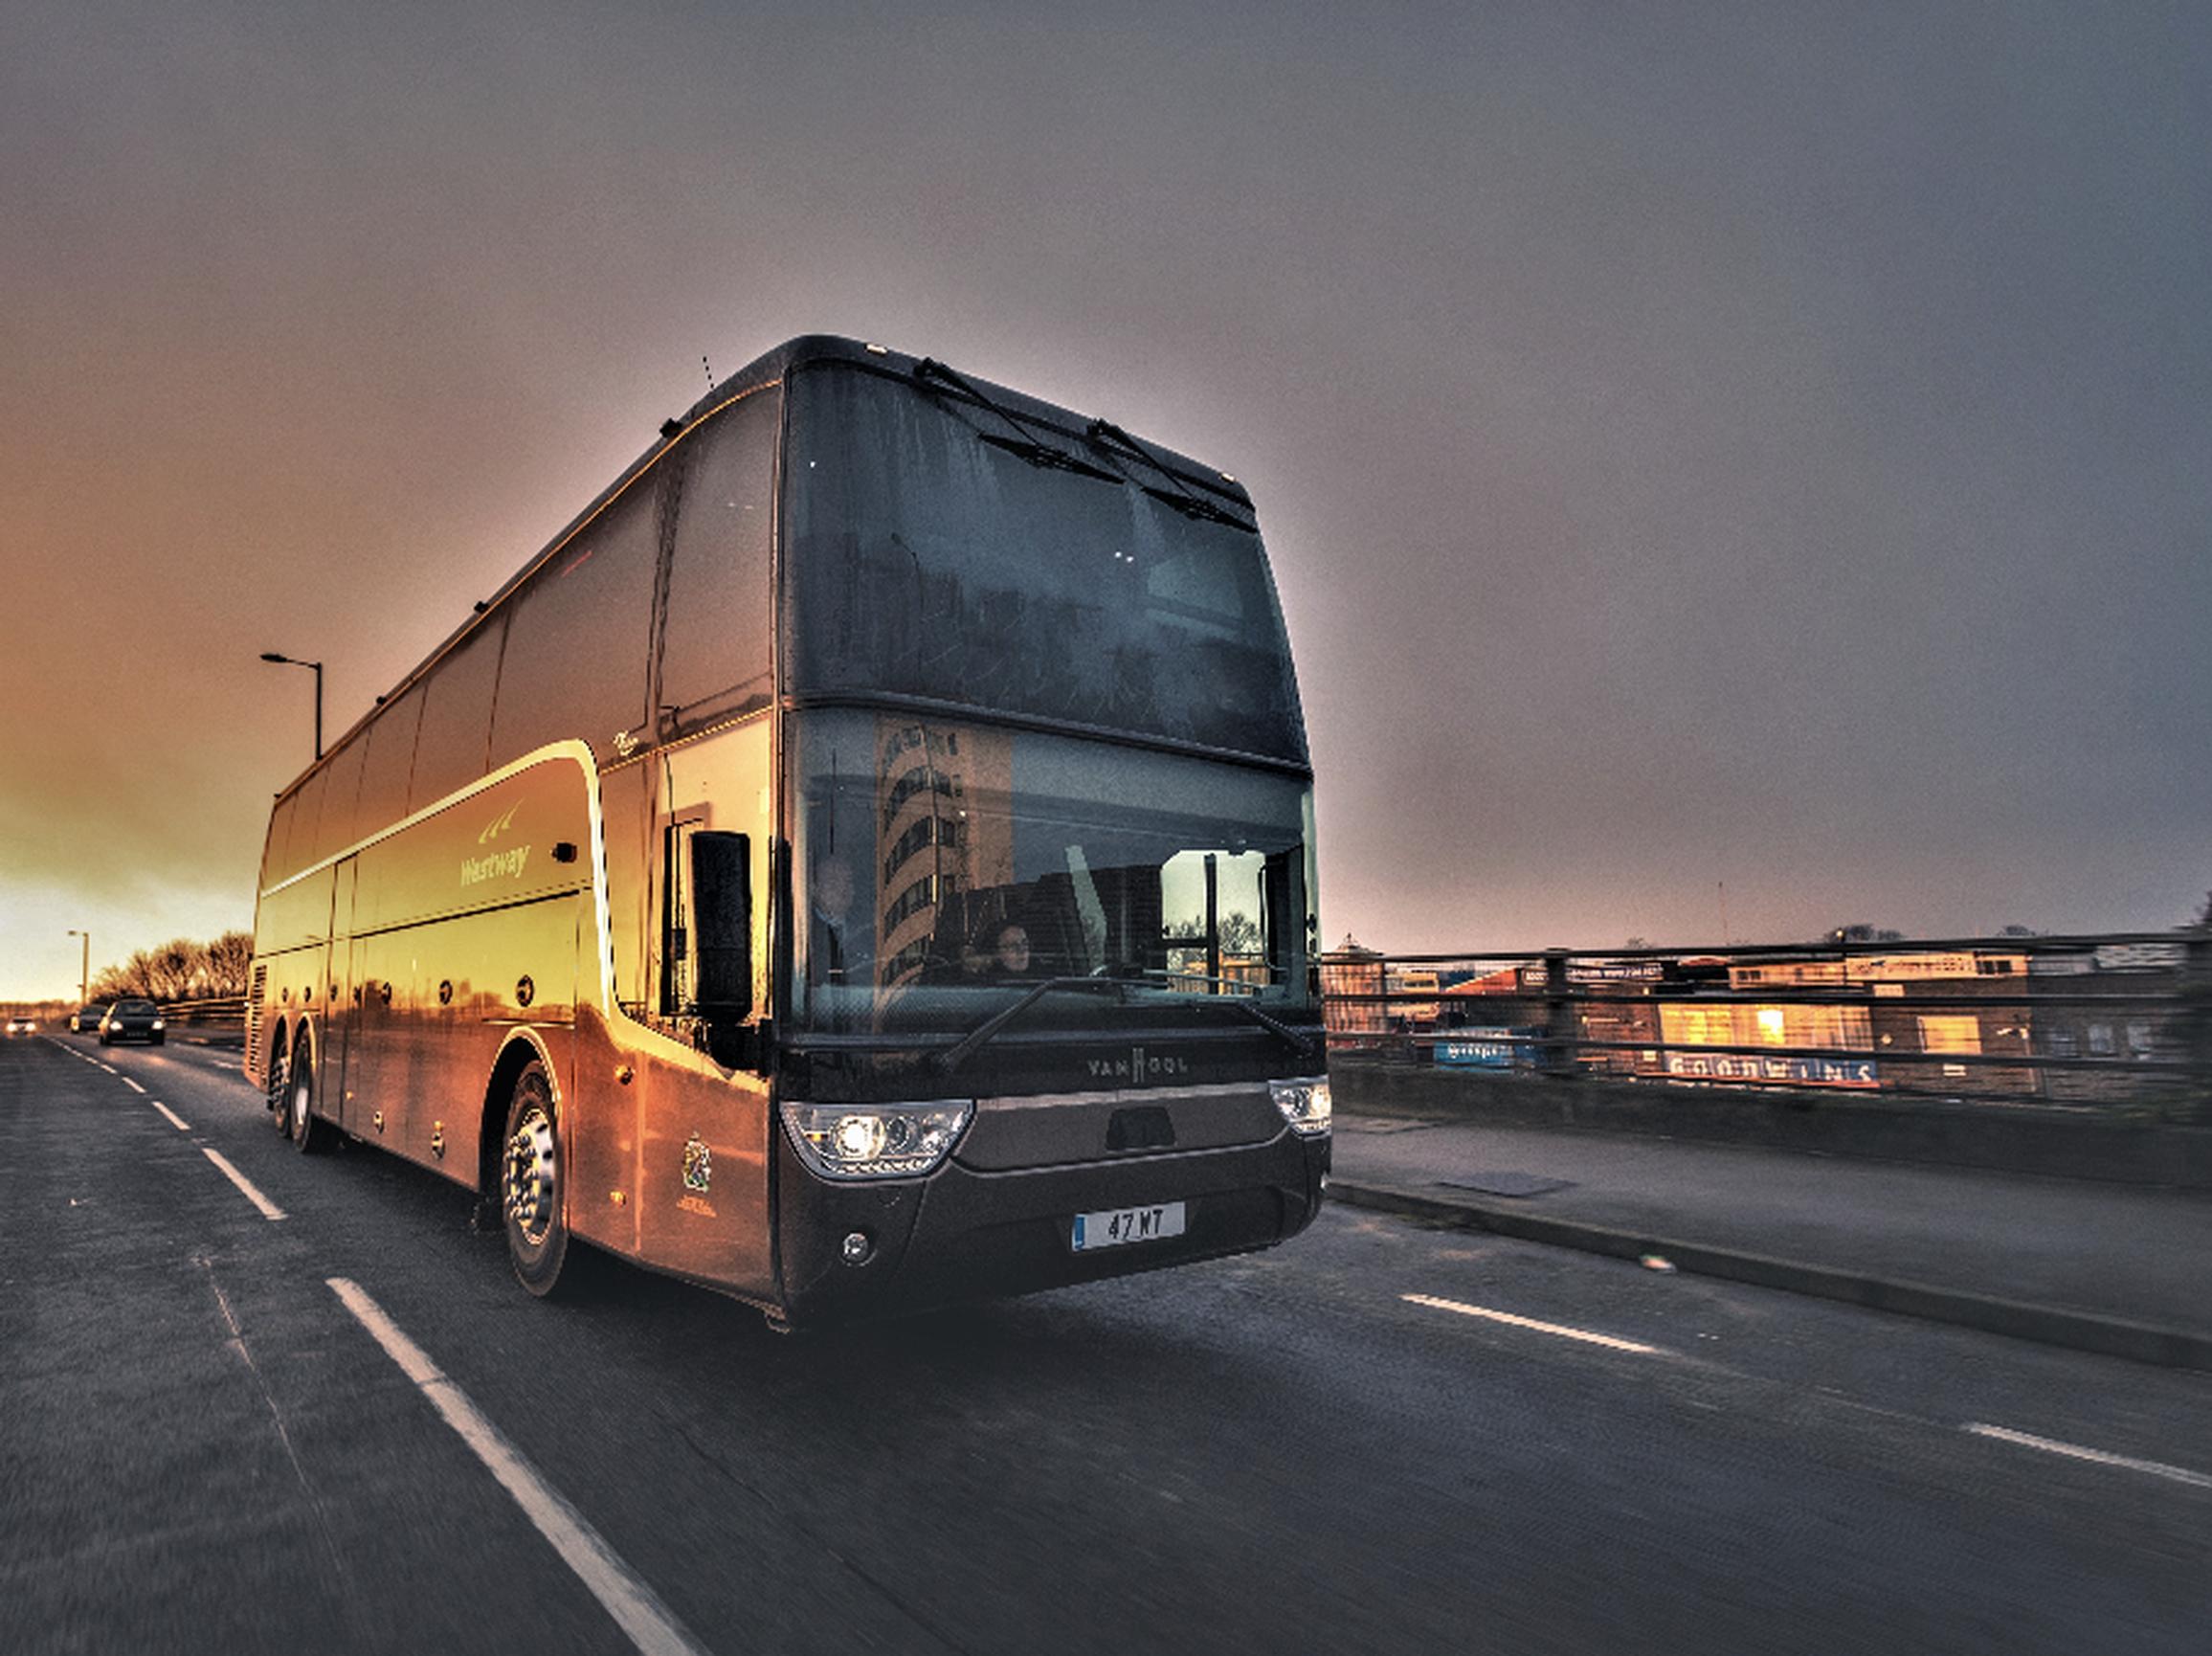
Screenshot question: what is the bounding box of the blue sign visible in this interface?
[1436,1029,1536,1069]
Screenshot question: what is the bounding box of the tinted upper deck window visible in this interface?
[781,365,1307,764]
[657,387,778,742]
[410,612,507,811]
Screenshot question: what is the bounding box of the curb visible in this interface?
[1329,1176,2212,1373]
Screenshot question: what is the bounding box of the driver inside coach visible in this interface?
[964,917,1038,982]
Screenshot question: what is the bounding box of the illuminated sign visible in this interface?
[1516,961,1665,987]
[1663,1053,1877,1086]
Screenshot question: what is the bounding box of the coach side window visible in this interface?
[490,485,659,768]
[278,766,330,881]
[410,613,507,812]
[353,684,425,841]
[305,737,369,865]
[658,387,778,743]
[262,793,300,886]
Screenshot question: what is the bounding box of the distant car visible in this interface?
[98,999,165,1046]
[5,1016,34,1035]
[72,1004,109,1034]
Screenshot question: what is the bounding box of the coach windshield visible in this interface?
[789,709,1319,1042]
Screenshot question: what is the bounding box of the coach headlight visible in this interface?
[782,1100,973,1180]
[1269,1076,1333,1136]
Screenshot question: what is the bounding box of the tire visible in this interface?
[267,1041,291,1130]
[285,1037,333,1154]
[500,1060,573,1298]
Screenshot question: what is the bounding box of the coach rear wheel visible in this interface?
[501,1061,572,1297]
[266,1041,291,1130]
[287,1038,333,1154]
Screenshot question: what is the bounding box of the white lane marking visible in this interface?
[1403,1292,1663,1355]
[151,1101,190,1131]
[122,1077,146,1093]
[96,1063,117,1074]
[326,1279,709,1656]
[1965,1423,2212,1490]
[200,1149,287,1221]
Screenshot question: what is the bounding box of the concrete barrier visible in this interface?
[1330,1061,2212,1191]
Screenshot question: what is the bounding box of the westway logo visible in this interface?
[461,844,533,885]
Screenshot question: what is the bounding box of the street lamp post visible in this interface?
[65,930,88,1004]
[259,652,324,759]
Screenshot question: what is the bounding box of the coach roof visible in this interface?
[271,335,1256,807]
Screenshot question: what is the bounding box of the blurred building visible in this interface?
[1320,935,1386,1049]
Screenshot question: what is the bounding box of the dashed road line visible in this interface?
[1403,1291,1664,1355]
[1965,1423,2212,1490]
[121,1077,146,1093]
[327,1278,710,1656]
[201,1148,286,1221]
[150,1100,191,1132]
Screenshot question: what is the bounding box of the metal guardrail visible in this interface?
[152,995,248,1027]
[1321,930,2212,1119]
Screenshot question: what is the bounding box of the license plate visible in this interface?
[1070,1201,1187,1252]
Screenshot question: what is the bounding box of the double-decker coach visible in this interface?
[249,336,1329,1327]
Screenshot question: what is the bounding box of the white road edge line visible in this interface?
[122,1077,146,1093]
[200,1148,287,1221]
[1402,1292,1663,1355]
[1964,1423,2212,1490]
[151,1101,190,1131]
[325,1278,709,1656]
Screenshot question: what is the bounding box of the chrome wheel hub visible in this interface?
[503,1104,557,1245]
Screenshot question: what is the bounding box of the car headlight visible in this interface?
[781,1100,973,1180]
[150,1018,165,1030]
[1269,1076,1333,1136]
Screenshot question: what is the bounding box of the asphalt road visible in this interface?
[4,1035,2208,1655]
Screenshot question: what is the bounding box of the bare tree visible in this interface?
[82,929,254,1004]
[203,930,254,996]
[1171,912,1264,956]
[145,939,196,1000]
[87,957,148,1000]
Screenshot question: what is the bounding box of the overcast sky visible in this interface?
[3,1,2206,998]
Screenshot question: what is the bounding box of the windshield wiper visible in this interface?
[914,358,1120,482]
[932,971,1317,1075]
[1117,969,1318,1059]
[1085,418,1258,534]
[978,432,1122,481]
[934,975,1128,1075]
[1140,484,1256,530]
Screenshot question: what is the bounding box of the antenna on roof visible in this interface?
[702,354,715,392]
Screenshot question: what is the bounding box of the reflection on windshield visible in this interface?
[793,710,1317,1036]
